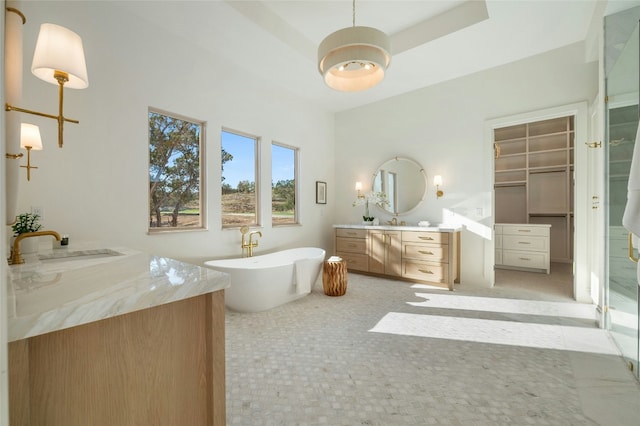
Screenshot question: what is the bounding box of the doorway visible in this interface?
[493,115,575,296]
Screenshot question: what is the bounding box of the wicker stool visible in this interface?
[322,259,347,296]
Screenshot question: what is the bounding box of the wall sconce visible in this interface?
[5,21,89,148]
[20,123,43,181]
[434,175,444,198]
[355,181,364,199]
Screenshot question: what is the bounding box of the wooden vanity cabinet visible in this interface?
[334,226,460,290]
[369,229,401,276]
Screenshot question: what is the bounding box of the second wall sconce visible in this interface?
[20,123,43,181]
[355,181,364,199]
[5,17,89,148]
[434,175,444,199]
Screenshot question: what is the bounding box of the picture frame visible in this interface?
[316,181,327,204]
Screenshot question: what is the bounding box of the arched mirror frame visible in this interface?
[371,156,427,216]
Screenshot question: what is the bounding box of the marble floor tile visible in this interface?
[226,265,640,425]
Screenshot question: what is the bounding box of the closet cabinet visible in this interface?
[495,224,551,273]
[494,116,574,263]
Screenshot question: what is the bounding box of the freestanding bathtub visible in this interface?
[204,247,325,312]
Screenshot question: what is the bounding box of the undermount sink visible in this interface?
[38,248,123,263]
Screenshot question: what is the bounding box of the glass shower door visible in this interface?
[605,8,639,377]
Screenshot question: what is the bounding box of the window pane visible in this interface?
[149,109,204,231]
[272,143,298,225]
[221,129,258,227]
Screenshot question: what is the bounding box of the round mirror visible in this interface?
[372,157,427,215]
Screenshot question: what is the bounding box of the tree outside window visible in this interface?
[221,129,259,227]
[149,109,205,231]
[272,142,298,225]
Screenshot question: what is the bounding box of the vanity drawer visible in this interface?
[402,231,449,245]
[402,260,448,283]
[502,251,547,270]
[338,252,369,272]
[402,243,448,263]
[336,228,367,239]
[336,237,367,253]
[503,235,548,252]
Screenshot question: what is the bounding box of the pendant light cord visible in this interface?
[352,0,356,27]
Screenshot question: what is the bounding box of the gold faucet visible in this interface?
[387,217,398,226]
[9,230,62,265]
[240,226,262,257]
[247,231,262,257]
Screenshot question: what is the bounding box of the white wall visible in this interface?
[334,42,598,287]
[12,1,336,264]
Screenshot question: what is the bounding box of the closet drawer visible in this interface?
[402,243,448,262]
[503,235,548,252]
[502,251,547,270]
[336,237,367,253]
[402,261,448,283]
[336,228,367,239]
[402,231,449,244]
[501,225,549,237]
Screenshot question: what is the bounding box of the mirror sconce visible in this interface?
[5,7,89,149]
[434,175,444,199]
[355,181,365,199]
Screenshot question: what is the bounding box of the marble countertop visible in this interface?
[7,242,230,342]
[333,224,462,232]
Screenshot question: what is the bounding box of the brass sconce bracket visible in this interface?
[5,70,79,148]
[19,146,38,181]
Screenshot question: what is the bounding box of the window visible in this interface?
[272,142,298,225]
[221,129,259,227]
[148,109,205,231]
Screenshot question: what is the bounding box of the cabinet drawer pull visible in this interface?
[418,269,434,274]
[517,229,531,233]
[518,241,531,245]
[347,232,357,236]
[518,257,531,261]
[418,236,434,240]
[418,250,434,255]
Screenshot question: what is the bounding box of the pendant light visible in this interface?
[318,0,391,92]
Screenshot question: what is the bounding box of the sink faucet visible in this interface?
[9,230,62,265]
[240,226,262,257]
[387,217,398,226]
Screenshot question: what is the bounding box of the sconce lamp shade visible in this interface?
[20,123,43,150]
[318,26,391,92]
[31,23,89,89]
[355,181,363,191]
[433,175,443,187]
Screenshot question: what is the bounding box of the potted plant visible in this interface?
[11,213,43,254]
[353,192,390,225]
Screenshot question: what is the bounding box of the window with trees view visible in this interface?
[148,109,205,231]
[221,129,259,227]
[272,142,298,225]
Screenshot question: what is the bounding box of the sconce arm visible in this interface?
[5,73,79,148]
[5,103,79,124]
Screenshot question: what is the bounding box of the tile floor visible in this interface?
[225,264,640,425]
